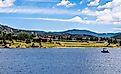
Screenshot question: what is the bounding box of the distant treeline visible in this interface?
[0,31,119,45]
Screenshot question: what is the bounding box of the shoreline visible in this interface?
[0,46,121,49]
[0,41,120,49]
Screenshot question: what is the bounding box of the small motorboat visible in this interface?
[101,48,109,53]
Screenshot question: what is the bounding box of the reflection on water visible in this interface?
[0,48,121,74]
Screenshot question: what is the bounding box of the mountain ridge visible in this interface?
[0,24,120,37]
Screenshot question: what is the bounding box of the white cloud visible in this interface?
[22,16,97,24]
[98,0,121,9]
[98,2,112,9]
[83,8,121,24]
[56,0,75,7]
[0,7,74,15]
[81,8,96,16]
[88,0,100,6]
[96,9,113,23]
[23,16,83,23]
[0,0,15,7]
[80,1,83,5]
[113,28,121,31]
[77,9,81,12]
[0,7,85,15]
[28,0,56,2]
[0,0,120,25]
[84,17,88,20]
[97,0,121,24]
[81,0,121,25]
[68,16,84,23]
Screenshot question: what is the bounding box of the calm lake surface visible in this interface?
[0,48,121,74]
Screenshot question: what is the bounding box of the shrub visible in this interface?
[31,43,35,47]
[31,43,39,47]
[113,39,118,44]
[39,42,42,47]
[26,39,31,44]
[0,41,2,44]
[17,33,31,41]
[49,39,52,43]
[56,42,61,45]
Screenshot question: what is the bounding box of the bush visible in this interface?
[31,43,39,47]
[11,40,14,44]
[0,41,2,44]
[113,39,118,44]
[17,33,31,41]
[56,42,61,45]
[3,40,7,45]
[26,39,31,44]
[49,39,52,43]
[39,42,42,47]
[32,43,35,47]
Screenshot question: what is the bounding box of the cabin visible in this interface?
[33,37,49,42]
[72,38,77,41]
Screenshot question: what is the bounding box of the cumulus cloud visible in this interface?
[81,8,96,16]
[68,16,83,23]
[88,0,100,6]
[1,0,120,25]
[97,0,121,24]
[81,0,121,25]
[56,0,76,7]
[71,16,97,24]
[0,0,15,7]
[98,0,121,9]
[96,9,113,23]
[82,8,121,24]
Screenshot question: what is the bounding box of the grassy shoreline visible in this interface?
[0,41,120,48]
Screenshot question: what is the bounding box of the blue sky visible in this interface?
[0,0,121,33]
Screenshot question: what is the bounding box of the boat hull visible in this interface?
[101,51,109,53]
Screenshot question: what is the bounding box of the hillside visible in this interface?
[52,29,120,37]
[112,34,121,39]
[0,24,120,37]
[0,24,46,34]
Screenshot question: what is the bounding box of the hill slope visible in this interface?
[52,29,120,37]
[0,24,120,37]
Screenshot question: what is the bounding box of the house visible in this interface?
[72,38,77,41]
[33,37,49,42]
[33,37,41,42]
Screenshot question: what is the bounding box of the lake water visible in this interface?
[0,48,121,74]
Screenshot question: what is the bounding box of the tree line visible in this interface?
[0,31,119,45]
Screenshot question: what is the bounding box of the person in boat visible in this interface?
[101,48,109,53]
